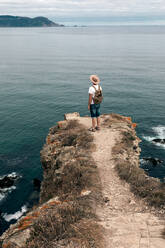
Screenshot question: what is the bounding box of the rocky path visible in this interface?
[79,116,165,248]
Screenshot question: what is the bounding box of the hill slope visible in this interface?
[0,15,64,27]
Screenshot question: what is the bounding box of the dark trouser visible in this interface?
[90,104,101,118]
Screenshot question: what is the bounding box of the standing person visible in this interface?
[88,75,103,132]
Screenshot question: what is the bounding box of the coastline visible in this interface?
[1,113,165,247]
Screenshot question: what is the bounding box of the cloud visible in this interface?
[0,0,165,18]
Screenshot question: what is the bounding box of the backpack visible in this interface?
[92,85,103,104]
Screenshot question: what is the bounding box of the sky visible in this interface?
[0,0,165,25]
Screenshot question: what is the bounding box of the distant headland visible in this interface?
[0,15,64,27]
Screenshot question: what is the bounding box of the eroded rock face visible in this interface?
[0,197,61,248]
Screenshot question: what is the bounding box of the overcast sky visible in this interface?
[0,0,165,24]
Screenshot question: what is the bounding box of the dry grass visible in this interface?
[64,120,82,130]
[112,130,136,156]
[25,120,103,248]
[40,120,98,203]
[2,243,16,248]
[26,203,103,248]
[113,131,165,208]
[115,162,165,207]
[103,113,132,127]
[121,131,136,147]
[110,113,127,121]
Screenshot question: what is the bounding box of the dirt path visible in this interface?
[79,116,165,248]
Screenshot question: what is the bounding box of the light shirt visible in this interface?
[88,84,102,104]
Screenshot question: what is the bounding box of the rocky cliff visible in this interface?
[0,113,165,248]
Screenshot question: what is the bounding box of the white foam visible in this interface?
[0,193,6,201]
[142,125,165,150]
[0,186,16,193]
[0,171,20,180]
[8,172,18,178]
[152,142,165,149]
[152,126,165,138]
[142,136,155,142]
[2,205,28,222]
[0,172,21,202]
[140,158,148,165]
[0,186,17,202]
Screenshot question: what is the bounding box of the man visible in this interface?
[88,75,103,132]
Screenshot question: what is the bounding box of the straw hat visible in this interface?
[90,75,100,85]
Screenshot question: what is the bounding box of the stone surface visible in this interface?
[57,120,67,129]
[7,229,31,247]
[64,112,80,120]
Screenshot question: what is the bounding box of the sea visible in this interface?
[0,25,165,235]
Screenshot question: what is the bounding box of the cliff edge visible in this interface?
[0,113,165,248]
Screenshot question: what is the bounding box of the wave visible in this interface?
[2,205,28,222]
[0,193,6,201]
[140,158,148,165]
[142,136,155,142]
[142,125,165,149]
[152,126,165,138]
[152,143,165,149]
[140,159,150,171]
[0,186,16,201]
[0,172,21,202]
[0,171,21,180]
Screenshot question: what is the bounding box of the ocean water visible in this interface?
[0,26,165,234]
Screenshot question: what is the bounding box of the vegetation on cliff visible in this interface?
[0,15,64,27]
[104,113,165,209]
[25,120,103,247]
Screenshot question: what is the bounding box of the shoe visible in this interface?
[96,126,100,130]
[88,127,96,132]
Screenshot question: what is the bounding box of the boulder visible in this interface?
[64,112,80,120]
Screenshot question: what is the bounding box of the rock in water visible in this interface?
[33,178,41,190]
[0,176,14,188]
[152,138,165,144]
[142,157,163,167]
